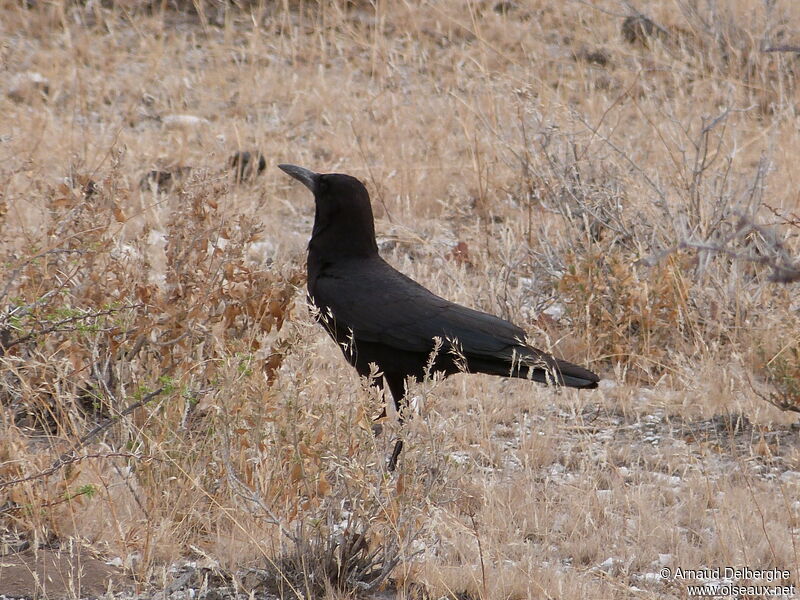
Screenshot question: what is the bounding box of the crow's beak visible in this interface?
[278,164,319,193]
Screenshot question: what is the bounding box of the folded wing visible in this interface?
[312,258,598,388]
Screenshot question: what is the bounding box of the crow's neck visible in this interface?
[307,229,380,283]
[308,216,379,258]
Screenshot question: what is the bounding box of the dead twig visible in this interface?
[0,451,158,494]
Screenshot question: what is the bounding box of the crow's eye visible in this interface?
[317,176,328,192]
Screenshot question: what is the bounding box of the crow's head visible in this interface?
[279,164,378,258]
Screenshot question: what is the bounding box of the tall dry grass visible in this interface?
[1,1,799,598]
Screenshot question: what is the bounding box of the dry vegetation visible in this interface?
[1,0,800,598]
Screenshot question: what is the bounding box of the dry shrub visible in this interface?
[559,250,694,380]
[0,161,306,572]
[0,163,298,429]
[497,93,799,390]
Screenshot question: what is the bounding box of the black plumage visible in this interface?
[279,164,599,413]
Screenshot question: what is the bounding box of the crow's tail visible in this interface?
[467,346,600,389]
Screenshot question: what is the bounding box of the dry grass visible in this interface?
[1,1,800,598]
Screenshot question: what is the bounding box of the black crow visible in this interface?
[279,164,599,463]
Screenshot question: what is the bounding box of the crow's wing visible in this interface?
[311,258,529,358]
[312,258,599,388]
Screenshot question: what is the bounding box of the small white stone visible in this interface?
[163,114,210,129]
